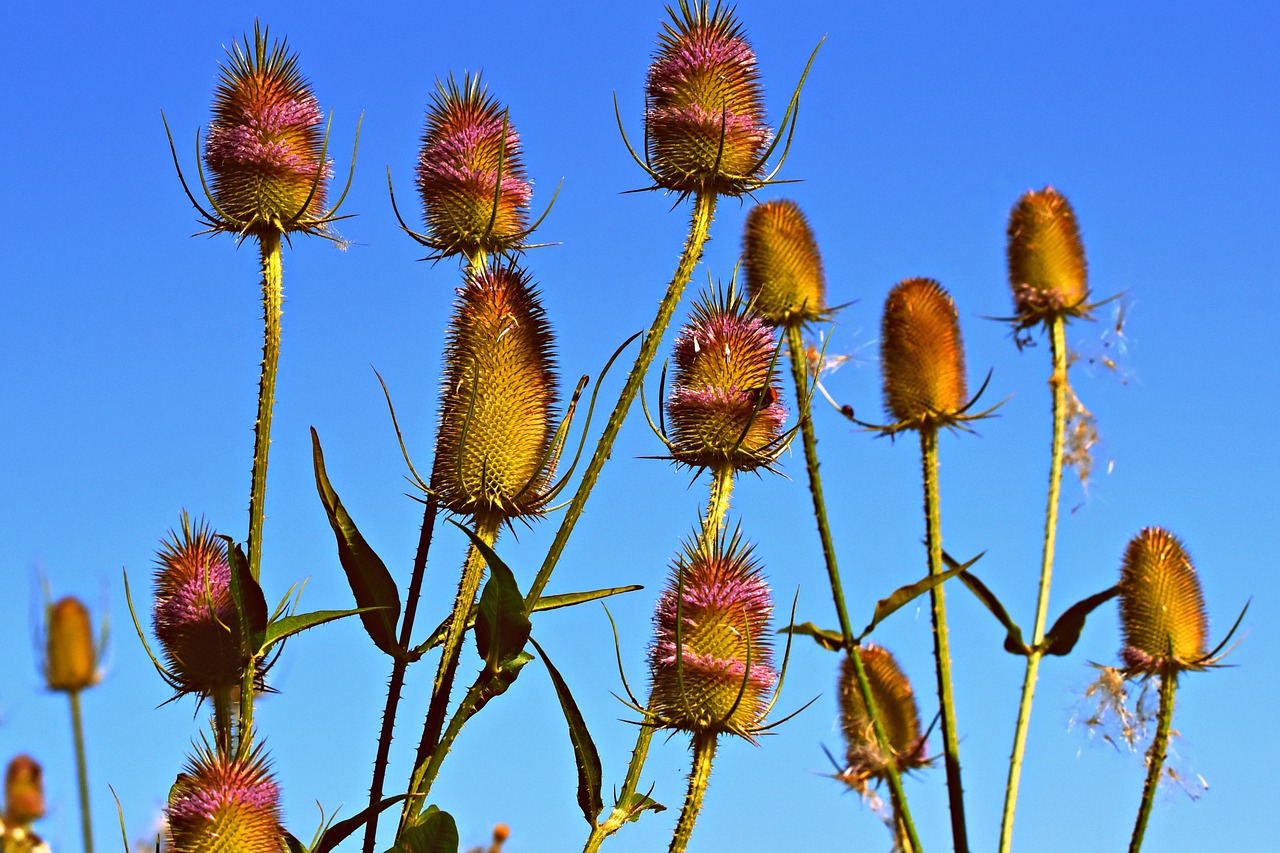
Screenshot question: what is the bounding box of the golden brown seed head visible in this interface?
[1007,186,1090,329]
[836,646,928,792]
[431,265,559,520]
[1118,527,1210,675]
[880,278,968,427]
[45,597,98,693]
[741,199,827,326]
[4,755,45,827]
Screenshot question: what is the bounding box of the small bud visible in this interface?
[741,199,827,326]
[203,22,331,235]
[836,646,928,792]
[430,265,559,521]
[153,515,251,697]
[44,597,98,693]
[1118,527,1209,675]
[880,278,968,428]
[416,74,533,259]
[4,755,45,828]
[645,0,769,196]
[1006,186,1090,329]
[666,289,786,472]
[647,531,776,740]
[166,743,284,853]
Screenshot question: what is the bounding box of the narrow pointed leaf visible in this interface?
[312,427,403,657]
[221,536,268,656]
[944,553,1031,655]
[386,805,458,853]
[313,795,407,853]
[284,833,307,853]
[616,791,666,823]
[859,554,978,639]
[529,636,603,825]
[258,607,388,655]
[454,520,531,672]
[779,622,844,652]
[1040,585,1121,656]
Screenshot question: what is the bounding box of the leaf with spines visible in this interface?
[530,636,603,826]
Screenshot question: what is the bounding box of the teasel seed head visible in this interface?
[1118,527,1210,676]
[153,514,259,698]
[645,0,770,197]
[430,264,560,521]
[666,288,787,472]
[415,73,533,259]
[4,756,45,828]
[166,742,284,853]
[836,646,929,793]
[202,22,332,237]
[880,278,969,429]
[1007,186,1091,330]
[43,597,99,693]
[647,529,777,740]
[741,199,828,326]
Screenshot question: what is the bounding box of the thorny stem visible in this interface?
[668,732,718,853]
[1128,672,1178,853]
[999,316,1068,853]
[784,324,921,851]
[68,690,95,853]
[525,190,718,609]
[581,724,658,853]
[248,229,283,585]
[921,424,969,853]
[701,464,735,548]
[362,494,439,853]
[211,686,233,757]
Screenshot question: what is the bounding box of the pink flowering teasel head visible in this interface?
[646,529,779,740]
[408,73,537,260]
[663,286,788,473]
[166,741,285,853]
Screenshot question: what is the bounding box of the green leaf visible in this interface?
[529,636,603,826]
[221,536,268,656]
[615,791,666,824]
[944,553,1031,656]
[453,521,531,673]
[779,622,844,652]
[258,607,387,656]
[859,553,981,639]
[385,806,458,853]
[284,833,308,853]
[1040,585,1121,657]
[412,585,644,657]
[471,651,534,716]
[313,795,407,853]
[312,428,403,658]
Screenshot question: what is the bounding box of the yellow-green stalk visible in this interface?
[999,187,1093,853]
[880,277,972,853]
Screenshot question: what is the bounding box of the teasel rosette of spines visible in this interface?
[998,186,1097,853]
[646,529,778,853]
[877,276,974,852]
[166,741,285,853]
[409,73,534,264]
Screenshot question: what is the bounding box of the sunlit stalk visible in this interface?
[668,732,717,853]
[248,228,283,584]
[1129,672,1178,853]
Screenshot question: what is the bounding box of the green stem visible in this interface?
[582,723,658,853]
[248,228,283,584]
[998,316,1068,853]
[921,424,968,853]
[668,732,718,853]
[211,686,233,756]
[401,512,503,832]
[784,325,921,851]
[701,464,734,547]
[525,191,718,609]
[1129,672,1178,853]
[68,690,94,853]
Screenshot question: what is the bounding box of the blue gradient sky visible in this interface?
[2,2,1277,851]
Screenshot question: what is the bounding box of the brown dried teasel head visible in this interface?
[4,755,45,828]
[1118,528,1214,677]
[42,596,101,693]
[741,199,828,327]
[834,645,930,795]
[1006,186,1092,333]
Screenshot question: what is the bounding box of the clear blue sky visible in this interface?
[2,2,1277,851]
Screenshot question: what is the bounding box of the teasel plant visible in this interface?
[39,593,106,853]
[165,739,286,853]
[2,755,49,853]
[741,199,924,847]
[163,20,359,749]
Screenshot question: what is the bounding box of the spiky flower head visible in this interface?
[202,21,331,236]
[836,646,929,794]
[166,742,284,853]
[645,0,769,196]
[430,264,560,521]
[647,530,777,740]
[415,74,533,259]
[43,596,99,693]
[666,288,786,472]
[4,756,45,828]
[1118,527,1210,676]
[153,515,255,697]
[880,278,969,429]
[1007,186,1091,330]
[741,199,827,326]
